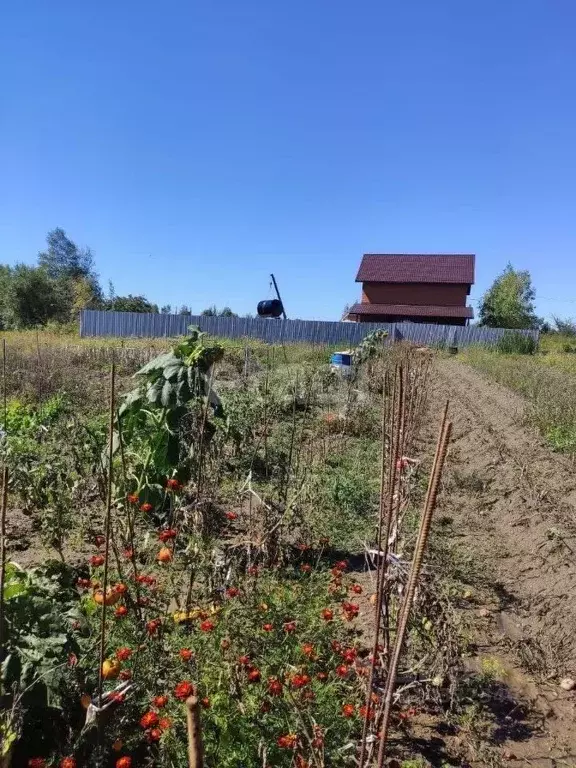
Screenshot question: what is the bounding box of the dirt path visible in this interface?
[430,359,576,766]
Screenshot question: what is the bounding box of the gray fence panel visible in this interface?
[79,310,539,348]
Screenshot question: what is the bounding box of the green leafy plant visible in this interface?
[1,561,82,763]
[0,397,85,555]
[117,327,224,504]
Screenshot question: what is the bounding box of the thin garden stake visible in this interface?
[360,357,430,766]
[373,370,390,564]
[358,370,389,768]
[375,416,451,768]
[0,467,8,665]
[186,695,204,768]
[263,347,270,478]
[117,408,143,621]
[196,364,216,499]
[359,364,408,768]
[378,365,404,656]
[405,400,449,570]
[389,365,409,554]
[292,376,313,483]
[376,415,452,767]
[388,402,449,671]
[97,362,116,715]
[283,371,299,503]
[36,330,43,404]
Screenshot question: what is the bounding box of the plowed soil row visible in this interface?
[429,359,576,766]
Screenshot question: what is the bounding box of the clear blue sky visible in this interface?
[1,0,575,321]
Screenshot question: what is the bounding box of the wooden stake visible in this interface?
[97,362,116,714]
[186,695,204,768]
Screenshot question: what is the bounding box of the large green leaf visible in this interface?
[118,389,142,416]
[3,580,27,600]
[137,351,179,376]
[161,379,176,407]
[163,361,184,381]
[146,378,163,404]
[1,653,21,687]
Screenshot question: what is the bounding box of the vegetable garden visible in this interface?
[0,331,460,768]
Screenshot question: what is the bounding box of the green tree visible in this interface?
[38,227,97,281]
[479,263,540,329]
[179,305,192,316]
[0,265,12,329]
[4,265,69,327]
[201,305,237,317]
[72,276,102,316]
[38,228,103,319]
[106,295,159,313]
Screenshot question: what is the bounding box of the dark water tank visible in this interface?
[257,299,284,318]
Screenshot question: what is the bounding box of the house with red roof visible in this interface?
[346,253,475,326]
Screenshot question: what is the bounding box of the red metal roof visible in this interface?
[355,254,475,284]
[347,303,474,319]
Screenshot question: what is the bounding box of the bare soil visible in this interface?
[429,358,576,766]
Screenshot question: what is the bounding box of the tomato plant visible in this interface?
[1,333,386,766]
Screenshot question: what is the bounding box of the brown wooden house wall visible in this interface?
[361,282,469,306]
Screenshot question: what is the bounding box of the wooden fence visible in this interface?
[79,310,539,348]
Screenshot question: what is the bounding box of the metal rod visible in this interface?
[358,369,389,768]
[270,273,287,319]
[405,400,449,570]
[376,416,452,766]
[378,364,404,657]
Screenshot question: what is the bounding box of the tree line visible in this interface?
[0,229,238,329]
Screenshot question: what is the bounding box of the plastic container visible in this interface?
[257,299,284,318]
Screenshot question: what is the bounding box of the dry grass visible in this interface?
[0,329,340,412]
[1,328,337,366]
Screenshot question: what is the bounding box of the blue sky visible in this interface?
[1,0,575,321]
